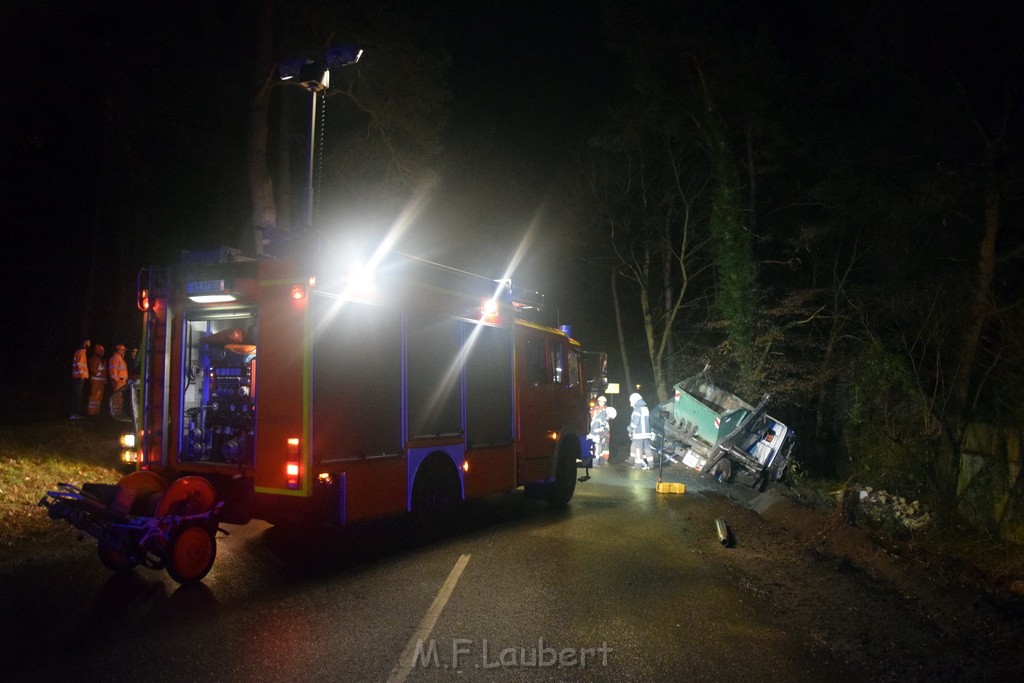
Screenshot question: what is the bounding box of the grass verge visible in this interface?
[0,420,128,547]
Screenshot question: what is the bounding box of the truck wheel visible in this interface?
[547,440,579,509]
[412,459,461,536]
[713,458,732,483]
[166,525,216,585]
[98,542,137,573]
[754,465,776,493]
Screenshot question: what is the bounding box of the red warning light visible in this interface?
[286,437,300,489]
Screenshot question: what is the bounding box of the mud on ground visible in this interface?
[715,480,1024,680]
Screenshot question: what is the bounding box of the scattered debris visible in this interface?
[834,485,932,531]
[715,517,734,547]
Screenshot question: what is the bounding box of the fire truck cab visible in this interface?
[128,246,607,536]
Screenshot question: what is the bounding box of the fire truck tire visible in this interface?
[165,525,217,585]
[97,542,137,573]
[411,459,461,536]
[547,441,578,509]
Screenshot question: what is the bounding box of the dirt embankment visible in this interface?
[735,483,1024,679]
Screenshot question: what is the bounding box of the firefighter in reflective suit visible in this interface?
[628,392,653,470]
[87,344,107,416]
[591,406,616,465]
[69,338,90,419]
[108,344,128,417]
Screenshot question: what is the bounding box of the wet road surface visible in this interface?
[5,462,864,681]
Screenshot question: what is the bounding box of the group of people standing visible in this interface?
[588,391,654,470]
[69,338,139,419]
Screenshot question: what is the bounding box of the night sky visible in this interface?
[2,1,1022,421]
[0,1,615,408]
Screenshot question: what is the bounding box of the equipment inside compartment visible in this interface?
[181,319,257,465]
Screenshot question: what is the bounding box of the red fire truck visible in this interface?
[43,245,606,584]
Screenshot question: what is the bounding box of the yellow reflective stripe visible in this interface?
[254,486,311,497]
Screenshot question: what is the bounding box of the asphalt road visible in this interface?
[5,463,866,682]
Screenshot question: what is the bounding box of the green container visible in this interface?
[671,375,755,446]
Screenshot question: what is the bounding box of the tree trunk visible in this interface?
[693,60,758,377]
[246,0,277,255]
[955,188,999,409]
[82,209,100,338]
[931,419,965,523]
[661,215,674,393]
[640,282,668,403]
[611,268,633,395]
[637,242,664,402]
[276,70,292,231]
[746,123,757,236]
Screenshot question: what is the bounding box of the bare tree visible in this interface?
[585,122,712,403]
[610,267,633,393]
[243,1,450,254]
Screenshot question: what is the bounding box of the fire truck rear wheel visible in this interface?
[412,460,461,536]
[166,525,217,585]
[97,542,137,573]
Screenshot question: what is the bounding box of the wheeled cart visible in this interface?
[39,471,223,585]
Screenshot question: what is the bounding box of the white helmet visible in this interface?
[629,392,642,406]
[597,395,607,405]
[605,407,617,420]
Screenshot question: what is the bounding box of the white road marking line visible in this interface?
[387,553,471,683]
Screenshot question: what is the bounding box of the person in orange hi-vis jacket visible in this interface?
[108,344,129,417]
[69,338,91,419]
[87,344,107,417]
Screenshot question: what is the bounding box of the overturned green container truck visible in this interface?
[658,368,796,491]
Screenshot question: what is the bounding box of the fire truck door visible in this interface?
[515,332,565,482]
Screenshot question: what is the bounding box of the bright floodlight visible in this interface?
[344,262,377,300]
[325,44,363,68]
[277,56,312,80]
[189,293,239,303]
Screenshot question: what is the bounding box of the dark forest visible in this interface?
[2,0,1023,538]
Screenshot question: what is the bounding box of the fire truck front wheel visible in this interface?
[547,439,579,509]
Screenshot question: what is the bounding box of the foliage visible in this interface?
[958,449,1012,539]
[708,180,757,374]
[842,342,934,499]
[577,2,1024,534]
[579,2,788,401]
